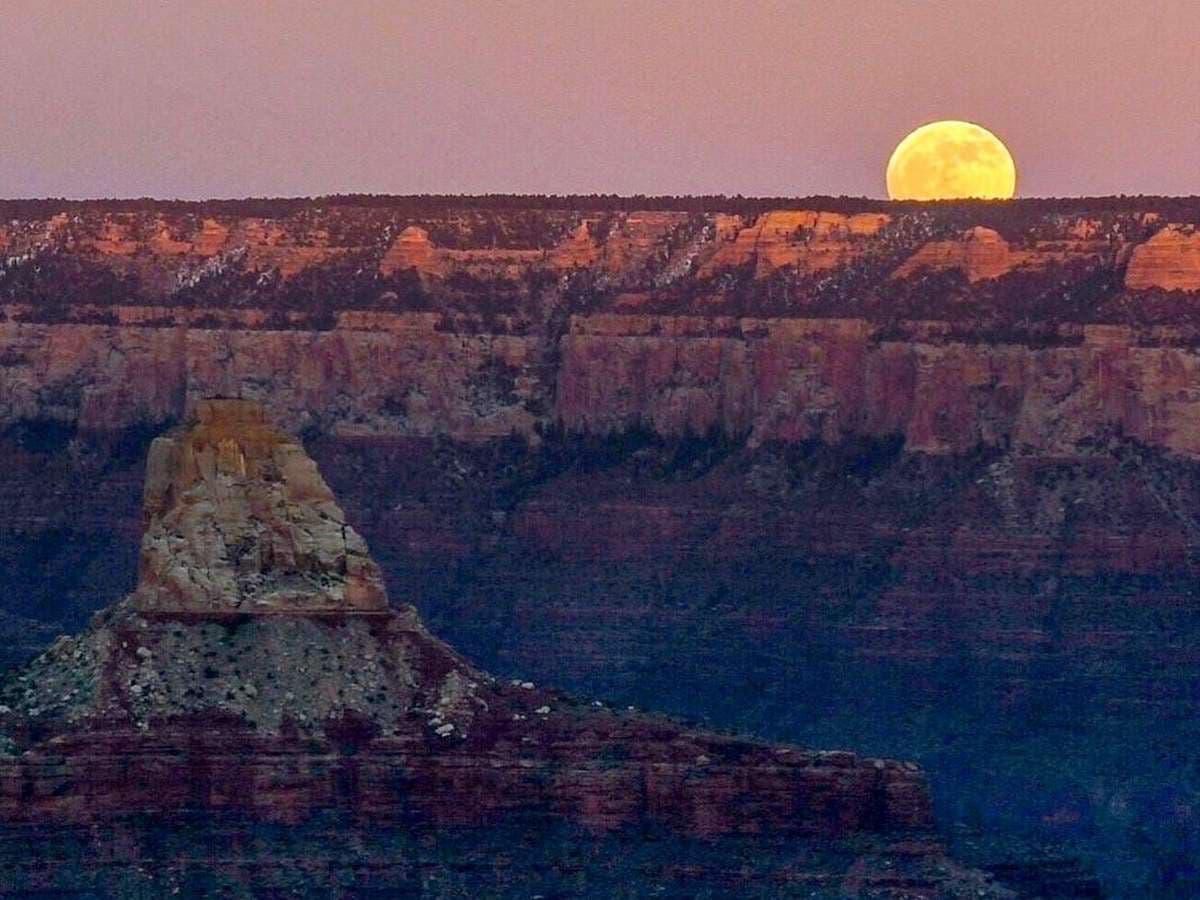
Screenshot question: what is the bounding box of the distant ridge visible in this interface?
[4,192,1200,220]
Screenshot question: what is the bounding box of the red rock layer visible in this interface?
[1124,224,1200,291]
[892,224,1112,282]
[0,720,930,836]
[379,225,444,276]
[699,210,890,278]
[2,201,1197,309]
[556,315,1200,456]
[9,310,1200,456]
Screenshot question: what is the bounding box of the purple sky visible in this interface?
[2,1,1198,199]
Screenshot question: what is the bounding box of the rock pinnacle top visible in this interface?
[134,398,388,616]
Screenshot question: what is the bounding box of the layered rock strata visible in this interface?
[11,312,1200,458]
[1124,224,1200,291]
[0,200,1187,300]
[698,210,891,278]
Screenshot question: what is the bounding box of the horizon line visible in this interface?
[1,192,1199,208]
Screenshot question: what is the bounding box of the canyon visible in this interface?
[4,195,1200,895]
[1,398,1006,898]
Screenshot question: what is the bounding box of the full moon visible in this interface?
[886,120,1017,201]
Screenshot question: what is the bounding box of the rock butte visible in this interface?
[0,400,940,850]
[378,224,443,276]
[1124,224,1200,291]
[135,399,388,616]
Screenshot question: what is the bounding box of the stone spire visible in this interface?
[134,399,388,615]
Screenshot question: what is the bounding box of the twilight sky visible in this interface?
[2,0,1198,200]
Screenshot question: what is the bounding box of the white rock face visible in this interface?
[134,399,388,615]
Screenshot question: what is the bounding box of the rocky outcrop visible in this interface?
[594,210,689,277]
[0,199,1173,308]
[893,224,1112,282]
[549,220,600,270]
[135,399,388,615]
[893,226,1018,282]
[699,210,890,278]
[378,218,641,280]
[379,225,443,276]
[0,314,544,439]
[88,218,141,256]
[0,401,937,848]
[235,218,340,277]
[1124,224,1200,291]
[192,217,231,257]
[11,311,1200,458]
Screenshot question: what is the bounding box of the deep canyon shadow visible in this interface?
[2,426,1198,897]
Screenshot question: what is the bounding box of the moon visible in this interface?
[886,120,1017,201]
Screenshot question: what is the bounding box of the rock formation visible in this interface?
[699,209,890,278]
[893,226,1018,282]
[0,398,1046,896]
[379,224,443,276]
[546,220,597,270]
[0,401,938,846]
[135,399,388,615]
[1124,224,1200,291]
[593,210,689,277]
[892,223,1112,282]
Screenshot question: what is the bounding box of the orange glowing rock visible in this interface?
[893,227,1017,283]
[380,225,444,276]
[699,210,890,279]
[596,212,689,276]
[893,224,1112,284]
[550,221,600,270]
[192,218,230,257]
[150,219,193,256]
[90,218,140,257]
[1125,225,1200,292]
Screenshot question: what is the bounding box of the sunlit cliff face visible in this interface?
[886,120,1017,201]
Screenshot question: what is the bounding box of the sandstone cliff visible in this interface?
[0,199,1196,461]
[698,210,891,278]
[1124,223,1200,291]
[10,311,1200,459]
